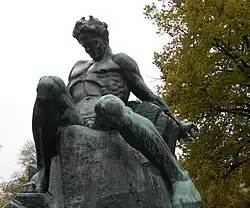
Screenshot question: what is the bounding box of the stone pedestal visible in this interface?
[48,156,64,208]
[58,125,172,208]
[3,193,53,208]
[3,125,173,208]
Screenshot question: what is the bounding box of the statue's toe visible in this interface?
[20,182,41,193]
[172,179,202,208]
[20,168,47,194]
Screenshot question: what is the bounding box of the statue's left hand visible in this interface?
[179,122,199,143]
[150,96,199,142]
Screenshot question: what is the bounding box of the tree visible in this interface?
[144,0,250,207]
[17,140,36,167]
[0,170,28,207]
[0,140,36,207]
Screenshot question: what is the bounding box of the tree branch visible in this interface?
[213,39,250,82]
[215,106,250,118]
[221,140,250,179]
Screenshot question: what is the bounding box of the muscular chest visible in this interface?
[68,58,129,103]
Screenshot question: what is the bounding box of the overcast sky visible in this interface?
[0,0,170,180]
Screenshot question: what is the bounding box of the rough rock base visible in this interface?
[59,125,172,208]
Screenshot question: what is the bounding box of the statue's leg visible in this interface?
[95,94,202,207]
[22,76,84,193]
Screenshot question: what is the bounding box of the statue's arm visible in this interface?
[112,53,198,141]
[112,53,171,113]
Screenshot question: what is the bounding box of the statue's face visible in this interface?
[79,33,107,61]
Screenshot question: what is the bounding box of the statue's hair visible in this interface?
[73,15,109,42]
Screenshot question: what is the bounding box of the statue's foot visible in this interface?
[20,181,44,193]
[172,179,202,208]
[20,169,46,193]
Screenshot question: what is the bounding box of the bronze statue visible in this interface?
[16,16,202,208]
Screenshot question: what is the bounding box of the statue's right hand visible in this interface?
[85,120,95,128]
[84,117,96,129]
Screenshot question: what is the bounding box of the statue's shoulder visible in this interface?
[112,53,135,64]
[112,53,140,73]
[68,60,93,81]
[72,60,89,68]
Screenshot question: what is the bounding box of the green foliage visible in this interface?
[144,0,250,207]
[0,140,36,207]
[0,170,28,207]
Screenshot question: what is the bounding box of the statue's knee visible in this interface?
[95,94,125,118]
[37,76,66,99]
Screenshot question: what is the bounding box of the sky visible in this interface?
[0,0,170,180]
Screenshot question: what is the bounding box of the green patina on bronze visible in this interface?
[4,16,202,208]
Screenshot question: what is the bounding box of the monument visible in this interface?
[4,16,202,208]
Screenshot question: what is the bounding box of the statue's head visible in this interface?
[73,16,109,61]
